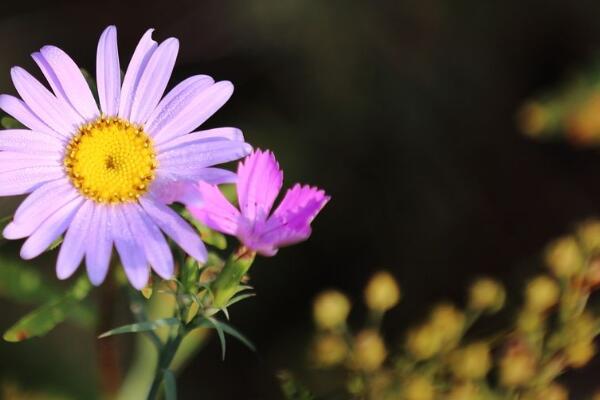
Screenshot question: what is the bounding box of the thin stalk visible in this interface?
[147,326,186,400]
[96,272,122,399]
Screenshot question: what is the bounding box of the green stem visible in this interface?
[147,328,185,400]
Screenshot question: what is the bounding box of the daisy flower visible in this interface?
[0,26,251,289]
[188,150,329,256]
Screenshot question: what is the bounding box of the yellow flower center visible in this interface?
[64,117,157,203]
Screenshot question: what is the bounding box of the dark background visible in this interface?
[2,0,600,398]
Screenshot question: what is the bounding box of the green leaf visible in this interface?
[192,316,255,354]
[1,116,24,129]
[226,292,256,308]
[163,369,177,400]
[215,320,256,352]
[206,316,227,360]
[98,317,179,338]
[181,209,227,250]
[3,276,93,342]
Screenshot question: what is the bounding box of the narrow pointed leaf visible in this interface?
[98,317,179,338]
[3,276,93,342]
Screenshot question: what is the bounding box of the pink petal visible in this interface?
[236,150,283,223]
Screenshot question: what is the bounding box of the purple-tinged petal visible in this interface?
[86,204,112,286]
[110,206,150,290]
[157,127,244,153]
[139,196,207,262]
[145,75,214,137]
[159,165,239,184]
[0,152,61,171]
[34,46,100,121]
[119,29,158,120]
[13,179,72,220]
[150,80,234,145]
[125,204,174,279]
[0,94,62,139]
[149,177,202,205]
[188,182,240,236]
[11,67,82,135]
[96,26,121,116]
[158,139,252,170]
[5,182,78,239]
[20,196,84,260]
[0,129,64,153]
[128,38,179,125]
[56,200,94,280]
[237,150,283,223]
[0,166,64,196]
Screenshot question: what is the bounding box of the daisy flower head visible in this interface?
[0,26,252,289]
[188,149,330,256]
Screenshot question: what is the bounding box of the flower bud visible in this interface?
[545,236,583,278]
[499,347,537,388]
[312,333,348,367]
[518,102,548,137]
[446,383,482,400]
[565,312,596,342]
[364,271,401,312]
[586,256,600,288]
[578,219,600,252]
[468,278,505,313]
[525,275,560,313]
[352,330,387,372]
[406,323,443,360]
[404,375,435,400]
[565,340,596,368]
[516,310,544,333]
[525,383,569,400]
[449,342,492,380]
[430,303,465,347]
[313,290,351,330]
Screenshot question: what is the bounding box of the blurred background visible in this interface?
[3,0,600,398]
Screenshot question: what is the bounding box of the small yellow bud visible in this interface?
[518,101,548,137]
[545,236,583,278]
[313,290,351,330]
[565,312,596,342]
[516,309,544,333]
[364,271,401,312]
[566,93,600,145]
[578,219,600,252]
[586,256,600,288]
[468,278,505,313]
[449,342,492,380]
[404,375,435,400]
[406,323,443,360]
[446,382,482,400]
[526,383,569,400]
[499,347,537,388]
[525,275,560,313]
[352,330,387,372]
[430,303,465,347]
[565,340,596,368]
[312,333,348,367]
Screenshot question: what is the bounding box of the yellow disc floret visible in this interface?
[64,117,157,203]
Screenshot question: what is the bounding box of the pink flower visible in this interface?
[188,150,329,256]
